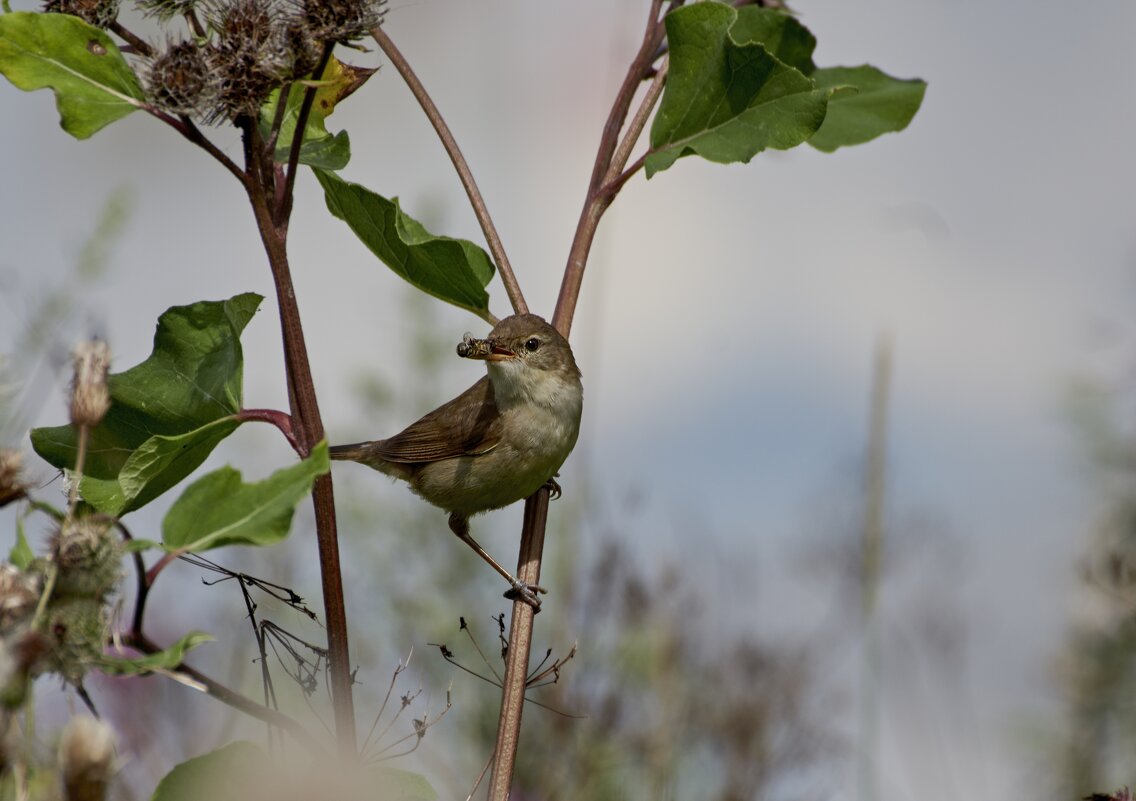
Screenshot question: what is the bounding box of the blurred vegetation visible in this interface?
[1046,376,1136,796]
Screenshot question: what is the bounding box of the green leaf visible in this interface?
[294,128,350,170]
[162,442,329,553]
[0,12,146,138]
[370,768,438,801]
[261,57,374,170]
[807,65,926,152]
[150,741,267,801]
[10,524,33,570]
[100,631,212,676]
[314,169,496,319]
[730,6,816,75]
[30,294,262,515]
[647,3,829,177]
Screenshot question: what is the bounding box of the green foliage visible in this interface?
[149,741,267,801]
[162,442,329,552]
[30,294,262,515]
[0,12,144,138]
[100,631,212,676]
[647,3,829,177]
[730,5,817,75]
[9,524,33,570]
[314,168,497,321]
[807,65,927,152]
[647,4,926,175]
[260,57,375,170]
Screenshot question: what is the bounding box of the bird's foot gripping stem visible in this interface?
[449,512,547,611]
[543,475,562,501]
[504,579,547,611]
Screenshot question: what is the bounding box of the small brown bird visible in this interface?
[330,314,583,607]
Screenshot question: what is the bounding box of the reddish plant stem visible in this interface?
[370,24,524,318]
[487,5,670,800]
[485,491,548,800]
[553,0,667,337]
[242,122,357,754]
[238,408,300,453]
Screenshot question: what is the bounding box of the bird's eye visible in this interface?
[524,337,540,352]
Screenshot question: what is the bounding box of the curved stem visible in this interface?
[370,24,527,317]
[145,109,248,186]
[238,408,300,454]
[553,0,667,337]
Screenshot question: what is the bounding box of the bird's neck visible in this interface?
[488,363,582,418]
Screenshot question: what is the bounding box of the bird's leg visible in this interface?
[448,513,547,610]
[542,474,562,501]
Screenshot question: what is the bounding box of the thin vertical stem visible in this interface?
[245,136,357,752]
[486,492,549,800]
[488,5,669,799]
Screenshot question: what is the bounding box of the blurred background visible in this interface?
[3,0,1136,798]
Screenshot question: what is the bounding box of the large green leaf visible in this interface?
[314,168,496,320]
[807,65,926,152]
[150,742,267,801]
[730,6,816,75]
[162,442,328,553]
[100,631,212,676]
[646,3,829,177]
[30,294,262,515]
[0,12,145,138]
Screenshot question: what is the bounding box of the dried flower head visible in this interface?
[146,40,215,116]
[59,716,117,801]
[43,0,121,29]
[69,341,111,429]
[50,517,122,601]
[0,450,27,509]
[0,566,41,632]
[136,0,199,21]
[206,0,293,121]
[302,0,387,43]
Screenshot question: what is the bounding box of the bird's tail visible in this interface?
[328,442,371,461]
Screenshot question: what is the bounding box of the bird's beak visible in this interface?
[458,338,516,362]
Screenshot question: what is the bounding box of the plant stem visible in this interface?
[554,0,667,337]
[280,44,336,223]
[485,491,548,800]
[370,24,527,317]
[487,5,670,799]
[244,124,357,754]
[127,633,326,754]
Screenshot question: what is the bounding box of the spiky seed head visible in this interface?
[50,517,122,601]
[59,716,117,801]
[0,566,41,632]
[206,0,293,122]
[146,41,215,116]
[43,0,121,29]
[302,0,386,43]
[136,0,199,21]
[69,341,111,429]
[0,450,27,509]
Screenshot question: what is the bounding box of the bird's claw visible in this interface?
[504,580,547,611]
[543,476,562,501]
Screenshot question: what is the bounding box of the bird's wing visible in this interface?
[371,376,502,464]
